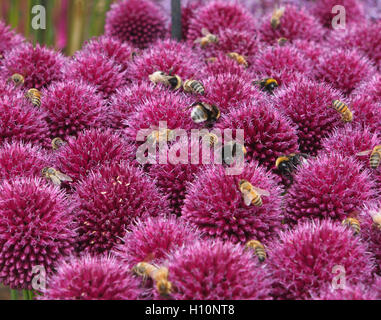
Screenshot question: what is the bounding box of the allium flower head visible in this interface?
[0,142,50,181]
[314,284,379,300]
[353,74,381,103]
[54,129,136,182]
[314,49,375,94]
[259,5,324,43]
[105,0,167,49]
[291,39,326,65]
[64,51,127,99]
[73,161,169,255]
[268,219,374,300]
[284,153,375,224]
[42,255,142,300]
[215,102,299,171]
[0,21,24,59]
[1,43,65,89]
[129,39,202,83]
[114,216,200,267]
[41,80,107,140]
[182,162,283,244]
[349,93,381,134]
[181,0,205,40]
[273,79,344,155]
[166,240,273,300]
[0,178,76,289]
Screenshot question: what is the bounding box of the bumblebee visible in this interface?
[253,78,279,94]
[275,153,308,175]
[245,240,267,263]
[190,102,220,124]
[183,79,205,95]
[41,167,73,186]
[342,217,361,236]
[51,137,66,150]
[357,145,381,170]
[9,73,24,86]
[149,71,182,91]
[331,100,353,122]
[239,179,270,207]
[25,88,41,108]
[271,6,285,29]
[194,28,218,48]
[227,52,249,68]
[222,141,247,165]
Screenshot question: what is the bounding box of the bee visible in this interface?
[25,88,41,108]
[227,52,249,68]
[149,71,182,91]
[342,217,361,236]
[190,102,220,124]
[133,262,172,296]
[271,6,285,29]
[357,145,381,169]
[41,167,73,186]
[9,73,25,86]
[146,129,175,144]
[202,132,219,147]
[275,153,308,175]
[277,37,288,46]
[331,100,353,122]
[239,179,270,207]
[183,79,205,95]
[222,141,247,165]
[371,210,381,231]
[194,28,218,48]
[253,78,279,94]
[205,57,217,64]
[51,137,66,150]
[245,240,267,263]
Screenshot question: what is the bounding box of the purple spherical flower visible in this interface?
[73,161,169,255]
[54,128,136,182]
[259,5,324,44]
[1,43,65,89]
[268,219,375,300]
[41,80,107,140]
[42,255,142,300]
[64,51,127,99]
[0,178,76,290]
[105,0,167,49]
[165,240,273,300]
[273,79,344,155]
[182,162,283,244]
[314,49,374,94]
[0,141,50,181]
[0,20,24,59]
[292,40,326,65]
[284,153,375,224]
[314,283,379,300]
[113,216,200,267]
[353,74,381,103]
[215,102,299,171]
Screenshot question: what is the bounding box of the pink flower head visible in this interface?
[268,219,375,300]
[273,79,344,155]
[165,240,273,300]
[0,178,76,290]
[314,283,379,300]
[1,43,65,90]
[42,255,142,300]
[284,153,375,224]
[0,20,24,59]
[41,80,107,140]
[105,0,167,49]
[73,161,169,255]
[292,39,326,65]
[350,93,381,134]
[181,0,208,40]
[353,74,381,103]
[182,162,283,244]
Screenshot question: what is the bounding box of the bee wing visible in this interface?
[252,187,270,197]
[242,191,254,206]
[201,28,210,36]
[356,150,372,156]
[55,171,73,182]
[49,175,63,186]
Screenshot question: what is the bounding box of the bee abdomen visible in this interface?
[184,80,205,95]
[370,152,381,169]
[342,218,361,236]
[332,100,348,113]
[26,89,41,107]
[252,194,262,206]
[255,247,267,262]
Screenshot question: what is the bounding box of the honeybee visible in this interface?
[342,217,361,236]
[356,145,381,169]
[253,78,279,94]
[190,102,220,124]
[183,79,205,95]
[277,37,288,46]
[202,132,219,147]
[222,141,247,165]
[146,129,175,144]
[331,100,353,122]
[9,73,24,86]
[25,88,41,107]
[149,71,182,90]
[276,153,308,175]
[271,6,285,29]
[227,52,249,68]
[194,28,218,48]
[245,240,267,262]
[133,262,172,296]
[239,179,270,207]
[51,137,66,150]
[41,167,73,186]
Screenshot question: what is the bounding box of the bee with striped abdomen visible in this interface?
[183,79,205,95]
[276,153,308,175]
[239,179,270,207]
[271,6,285,29]
[149,71,182,91]
[190,102,220,124]
[133,262,172,296]
[331,100,353,122]
[253,78,279,94]
[194,28,218,48]
[245,240,267,263]
[357,145,381,169]
[227,52,249,68]
[9,73,24,86]
[51,137,66,150]
[41,167,73,186]
[342,217,361,236]
[25,88,41,108]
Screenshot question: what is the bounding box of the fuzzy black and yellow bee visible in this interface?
[342,217,361,236]
[183,79,205,95]
[9,73,24,86]
[239,179,270,207]
[25,88,41,108]
[331,100,353,122]
[222,141,247,166]
[357,145,381,169]
[190,102,220,124]
[149,71,182,91]
[227,52,249,68]
[245,240,267,263]
[275,153,308,175]
[253,78,279,94]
